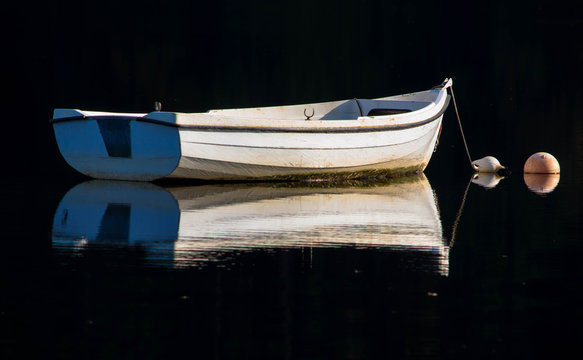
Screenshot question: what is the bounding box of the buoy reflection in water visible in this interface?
[524,173,561,194]
[471,172,506,189]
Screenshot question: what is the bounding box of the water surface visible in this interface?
[4,169,582,359]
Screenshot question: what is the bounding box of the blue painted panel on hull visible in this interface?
[97,119,132,158]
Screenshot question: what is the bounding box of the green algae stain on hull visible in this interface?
[260,165,426,183]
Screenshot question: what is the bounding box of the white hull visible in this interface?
[170,114,442,180]
[52,79,452,181]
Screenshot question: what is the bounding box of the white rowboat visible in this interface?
[51,78,452,181]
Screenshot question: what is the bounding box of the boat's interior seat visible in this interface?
[359,99,431,117]
[319,99,429,120]
[366,108,412,116]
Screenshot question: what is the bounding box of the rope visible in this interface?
[449,85,473,168]
[449,175,472,249]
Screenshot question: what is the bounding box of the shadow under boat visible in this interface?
[52,174,450,274]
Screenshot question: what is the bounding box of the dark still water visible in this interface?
[3,0,583,358]
[3,170,583,359]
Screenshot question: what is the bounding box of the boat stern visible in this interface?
[52,109,181,181]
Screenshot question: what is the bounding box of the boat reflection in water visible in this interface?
[52,175,449,274]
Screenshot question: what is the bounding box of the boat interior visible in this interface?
[207,94,436,121]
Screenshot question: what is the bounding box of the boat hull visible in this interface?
[53,115,442,181]
[53,115,181,181]
[169,115,443,180]
[51,81,451,181]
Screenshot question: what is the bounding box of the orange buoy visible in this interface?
[524,152,560,174]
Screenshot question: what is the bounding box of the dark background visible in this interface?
[5,0,583,179]
[2,0,583,359]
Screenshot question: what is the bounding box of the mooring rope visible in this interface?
[449,85,474,168]
[449,175,472,249]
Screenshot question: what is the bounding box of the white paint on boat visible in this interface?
[51,79,452,181]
